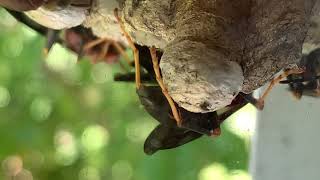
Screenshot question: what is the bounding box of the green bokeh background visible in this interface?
[0,8,254,180]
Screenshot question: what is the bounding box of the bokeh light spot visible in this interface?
[2,155,23,176]
[198,163,228,180]
[45,44,78,72]
[111,160,133,180]
[81,125,109,152]
[198,163,251,180]
[30,97,52,122]
[14,169,33,180]
[0,86,10,108]
[54,130,78,166]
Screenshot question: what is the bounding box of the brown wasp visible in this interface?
[4,7,307,155]
[6,8,130,68]
[280,48,320,98]
[115,44,256,155]
[112,7,309,154]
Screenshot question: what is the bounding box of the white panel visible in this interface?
[250,84,320,180]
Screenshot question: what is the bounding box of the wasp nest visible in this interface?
[24,0,318,112]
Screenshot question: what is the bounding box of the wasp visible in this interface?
[5,7,307,155]
[115,44,258,155]
[280,48,320,98]
[112,8,308,154]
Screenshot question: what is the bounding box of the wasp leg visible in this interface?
[113,8,182,125]
[84,37,132,65]
[256,68,305,110]
[82,38,106,63]
[98,40,111,62]
[82,38,129,71]
[150,47,182,126]
[83,38,107,51]
[83,38,108,59]
[114,8,141,89]
[112,41,132,65]
[237,92,262,109]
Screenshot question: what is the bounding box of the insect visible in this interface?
[43,26,127,65]
[6,8,131,69]
[5,7,308,154]
[280,48,320,99]
[113,8,183,127]
[64,26,127,65]
[142,88,256,155]
[112,7,311,154]
[115,45,254,155]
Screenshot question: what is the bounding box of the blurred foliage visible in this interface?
[0,8,255,180]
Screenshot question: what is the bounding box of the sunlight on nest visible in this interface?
[30,96,52,122]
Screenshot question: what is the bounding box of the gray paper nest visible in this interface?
[25,0,320,112]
